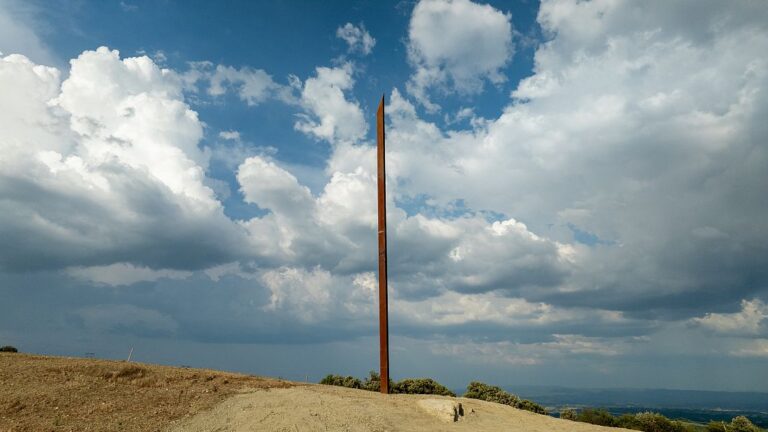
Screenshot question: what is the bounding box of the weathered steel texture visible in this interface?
[376,95,390,395]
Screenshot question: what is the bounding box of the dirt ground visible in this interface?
[169,384,632,432]
[0,353,290,432]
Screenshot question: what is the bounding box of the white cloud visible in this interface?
[693,299,768,335]
[208,64,281,106]
[0,0,58,66]
[0,48,245,272]
[430,334,626,366]
[67,263,192,286]
[218,130,241,141]
[261,266,333,323]
[733,339,768,358]
[384,0,768,315]
[294,63,367,144]
[406,0,513,111]
[336,23,376,55]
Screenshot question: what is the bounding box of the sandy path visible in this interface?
[167,384,631,432]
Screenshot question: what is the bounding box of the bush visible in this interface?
[630,411,687,432]
[560,408,578,421]
[729,416,760,432]
[321,372,455,397]
[573,410,690,432]
[516,398,548,415]
[0,345,18,352]
[391,378,455,396]
[319,374,362,389]
[463,381,547,414]
[706,421,728,432]
[577,408,617,427]
[464,381,520,405]
[362,370,395,392]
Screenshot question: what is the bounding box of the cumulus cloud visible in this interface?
[4,1,768,387]
[406,0,513,111]
[693,299,768,335]
[388,0,768,320]
[294,63,367,144]
[207,64,282,105]
[0,48,246,272]
[336,23,376,55]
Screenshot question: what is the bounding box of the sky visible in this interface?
[1,0,768,392]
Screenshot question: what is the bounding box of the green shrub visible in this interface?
[464,381,520,405]
[516,398,548,415]
[729,416,760,432]
[0,345,18,352]
[319,374,362,389]
[391,378,455,396]
[706,421,728,432]
[560,408,578,421]
[463,381,547,415]
[362,370,395,392]
[577,408,617,427]
[320,372,454,397]
[631,411,687,432]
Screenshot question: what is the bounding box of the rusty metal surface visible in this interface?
[376,95,390,395]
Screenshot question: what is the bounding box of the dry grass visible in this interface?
[0,352,292,432]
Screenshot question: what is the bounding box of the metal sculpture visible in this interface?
[376,95,390,394]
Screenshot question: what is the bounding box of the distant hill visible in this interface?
[508,385,768,411]
[505,385,768,428]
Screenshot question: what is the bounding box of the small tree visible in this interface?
[0,346,18,353]
[560,408,578,421]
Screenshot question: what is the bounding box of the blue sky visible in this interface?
[2,0,768,392]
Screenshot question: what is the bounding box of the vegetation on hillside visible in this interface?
[319,373,764,431]
[0,345,18,352]
[706,416,762,432]
[320,371,454,396]
[463,381,547,414]
[319,374,547,414]
[560,408,764,432]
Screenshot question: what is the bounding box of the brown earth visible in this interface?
[170,385,633,432]
[1,352,631,432]
[0,353,290,432]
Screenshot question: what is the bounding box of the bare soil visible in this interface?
[170,385,632,432]
[0,353,290,432]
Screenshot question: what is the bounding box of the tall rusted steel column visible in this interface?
[376,95,390,394]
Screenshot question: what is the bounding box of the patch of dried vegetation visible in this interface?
[0,353,292,432]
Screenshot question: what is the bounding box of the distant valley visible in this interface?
[503,385,768,427]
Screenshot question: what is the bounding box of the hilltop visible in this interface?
[1,353,629,431]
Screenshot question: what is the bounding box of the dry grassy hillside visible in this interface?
[0,353,289,432]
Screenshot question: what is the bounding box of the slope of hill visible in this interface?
[0,353,288,432]
[1,353,629,432]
